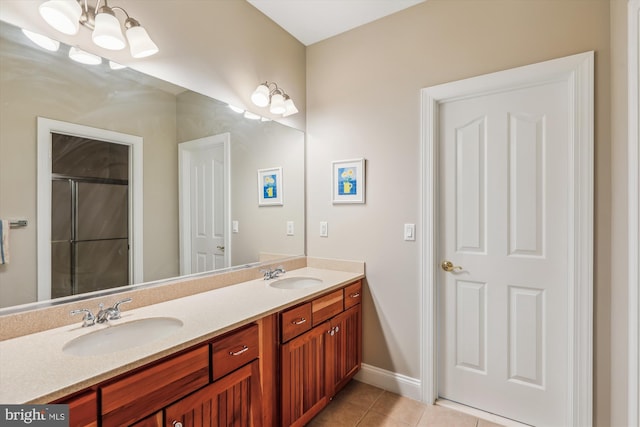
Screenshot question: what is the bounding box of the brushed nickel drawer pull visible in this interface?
[229,345,249,356]
[349,292,360,298]
[292,317,307,325]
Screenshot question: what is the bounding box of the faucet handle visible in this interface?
[111,298,132,319]
[70,308,96,327]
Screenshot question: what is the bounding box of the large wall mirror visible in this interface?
[0,20,305,310]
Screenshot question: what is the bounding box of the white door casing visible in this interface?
[178,133,231,275]
[421,51,594,426]
[37,118,143,301]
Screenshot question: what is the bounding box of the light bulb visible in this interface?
[269,93,286,115]
[126,24,158,58]
[251,84,270,107]
[68,46,102,65]
[39,0,82,35]
[282,97,298,117]
[22,29,60,52]
[92,8,126,50]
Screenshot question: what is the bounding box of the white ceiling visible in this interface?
[247,0,426,46]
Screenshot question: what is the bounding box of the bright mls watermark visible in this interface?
[0,405,68,426]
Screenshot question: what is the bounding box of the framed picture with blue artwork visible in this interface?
[258,167,283,206]
[332,158,365,204]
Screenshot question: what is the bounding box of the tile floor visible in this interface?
[308,380,505,427]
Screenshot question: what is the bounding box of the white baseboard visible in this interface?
[354,363,422,402]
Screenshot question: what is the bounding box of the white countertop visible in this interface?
[0,267,363,404]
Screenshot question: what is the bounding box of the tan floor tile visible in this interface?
[417,404,478,427]
[357,411,412,427]
[308,398,368,427]
[477,418,505,427]
[333,380,385,410]
[369,391,426,426]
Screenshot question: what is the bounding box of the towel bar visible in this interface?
[9,219,27,228]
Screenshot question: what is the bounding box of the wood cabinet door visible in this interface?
[280,324,328,427]
[165,360,262,427]
[130,412,162,427]
[326,304,362,398]
[63,390,98,427]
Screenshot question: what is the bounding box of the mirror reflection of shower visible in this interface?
[51,134,130,298]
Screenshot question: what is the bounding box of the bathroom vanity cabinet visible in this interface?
[59,324,262,427]
[280,280,362,427]
[54,278,362,427]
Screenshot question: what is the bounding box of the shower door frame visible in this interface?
[36,117,143,301]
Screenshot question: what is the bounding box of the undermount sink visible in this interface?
[269,276,323,290]
[63,317,183,357]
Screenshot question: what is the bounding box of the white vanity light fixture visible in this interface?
[39,0,158,58]
[21,29,60,51]
[251,81,298,117]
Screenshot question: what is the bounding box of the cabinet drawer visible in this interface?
[281,303,312,342]
[101,345,209,427]
[212,323,259,381]
[312,289,344,326]
[344,281,362,309]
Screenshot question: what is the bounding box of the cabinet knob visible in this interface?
[172,421,183,427]
[328,328,335,336]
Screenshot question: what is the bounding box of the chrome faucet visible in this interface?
[96,298,132,323]
[70,298,132,326]
[260,266,286,280]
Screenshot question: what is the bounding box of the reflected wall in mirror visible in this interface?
[0,20,305,309]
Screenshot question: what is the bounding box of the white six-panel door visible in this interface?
[421,52,594,427]
[178,133,230,275]
[438,82,569,426]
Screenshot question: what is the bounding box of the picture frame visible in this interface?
[332,158,365,204]
[257,167,283,206]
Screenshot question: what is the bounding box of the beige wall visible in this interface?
[306,0,620,424]
[609,1,629,426]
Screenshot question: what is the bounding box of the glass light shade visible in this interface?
[251,84,270,107]
[68,46,102,65]
[243,111,261,120]
[269,93,286,115]
[22,29,60,51]
[39,0,82,35]
[228,104,245,114]
[109,61,126,70]
[92,11,126,50]
[126,25,158,58]
[282,98,299,117]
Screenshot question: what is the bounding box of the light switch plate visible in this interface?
[404,223,415,241]
[320,221,328,237]
[286,221,294,236]
[232,220,239,233]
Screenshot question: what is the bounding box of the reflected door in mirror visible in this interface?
[51,134,130,298]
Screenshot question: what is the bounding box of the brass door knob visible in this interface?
[441,260,462,272]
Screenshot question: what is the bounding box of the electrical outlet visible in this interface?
[232,220,239,233]
[320,221,328,237]
[287,221,294,236]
